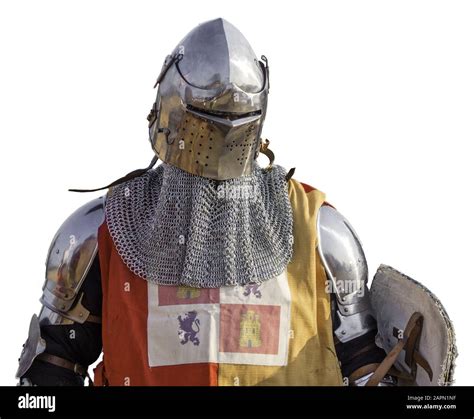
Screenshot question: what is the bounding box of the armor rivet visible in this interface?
[79,313,83,317]
[341,330,346,335]
[344,308,348,312]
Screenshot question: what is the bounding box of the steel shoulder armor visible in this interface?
[39,197,104,326]
[16,197,104,380]
[317,204,376,343]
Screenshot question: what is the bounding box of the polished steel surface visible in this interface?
[16,314,46,379]
[38,305,74,326]
[317,205,368,308]
[175,18,264,92]
[333,307,376,343]
[41,197,104,314]
[149,18,270,180]
[317,205,377,342]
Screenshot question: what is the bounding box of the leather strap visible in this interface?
[69,155,158,193]
[285,167,296,182]
[365,312,430,386]
[365,339,406,386]
[37,353,87,377]
[413,349,434,381]
[86,314,102,324]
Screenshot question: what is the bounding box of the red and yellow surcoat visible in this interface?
[93,179,343,386]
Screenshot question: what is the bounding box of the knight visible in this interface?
[16,18,455,387]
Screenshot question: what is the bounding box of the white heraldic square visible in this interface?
[147,271,291,367]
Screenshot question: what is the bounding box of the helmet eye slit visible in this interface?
[186,105,261,122]
[150,19,268,180]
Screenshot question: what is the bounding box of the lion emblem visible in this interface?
[243,283,262,299]
[177,311,200,346]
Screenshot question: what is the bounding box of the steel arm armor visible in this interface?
[317,204,393,385]
[317,204,376,343]
[16,197,105,384]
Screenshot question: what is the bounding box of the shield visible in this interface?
[370,265,457,386]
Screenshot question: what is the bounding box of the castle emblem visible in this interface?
[177,286,201,299]
[239,310,262,348]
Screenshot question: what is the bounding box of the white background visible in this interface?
[0,0,472,385]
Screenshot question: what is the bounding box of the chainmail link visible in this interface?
[105,162,294,288]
